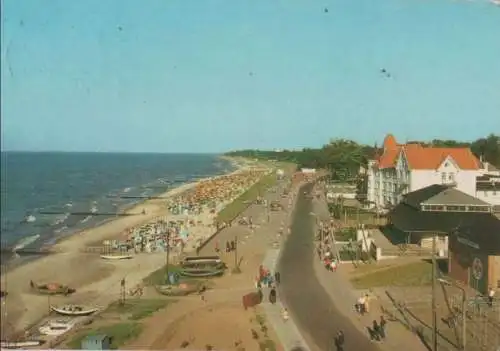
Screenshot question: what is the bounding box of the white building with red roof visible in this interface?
[366,134,492,211]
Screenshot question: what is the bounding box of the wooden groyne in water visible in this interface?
[1,248,55,256]
[106,195,169,200]
[38,211,135,216]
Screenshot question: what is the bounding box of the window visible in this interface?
[429,205,444,211]
[467,206,491,212]
[448,173,455,182]
[441,172,446,183]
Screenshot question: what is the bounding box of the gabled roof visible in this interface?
[404,146,480,170]
[402,184,449,208]
[378,148,400,169]
[373,134,480,171]
[402,184,489,208]
[424,188,489,206]
[481,162,499,173]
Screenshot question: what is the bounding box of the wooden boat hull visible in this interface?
[30,281,75,296]
[50,306,98,316]
[180,262,226,270]
[0,340,43,349]
[38,325,72,336]
[100,255,133,260]
[32,287,75,296]
[180,268,225,278]
[182,255,222,263]
[155,284,199,296]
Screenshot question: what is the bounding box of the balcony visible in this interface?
[441,180,457,187]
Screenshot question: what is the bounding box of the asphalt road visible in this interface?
[278,182,378,351]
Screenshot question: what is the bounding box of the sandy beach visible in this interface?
[0,157,272,339]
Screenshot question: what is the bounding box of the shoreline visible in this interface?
[0,156,274,337]
[1,156,242,270]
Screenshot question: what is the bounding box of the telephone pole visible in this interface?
[165,221,171,283]
[431,235,438,351]
[233,236,239,271]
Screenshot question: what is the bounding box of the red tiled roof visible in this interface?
[404,147,480,170]
[383,134,397,150]
[375,134,480,170]
[378,148,400,168]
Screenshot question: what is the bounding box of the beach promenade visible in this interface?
[0,160,270,340]
[125,167,302,350]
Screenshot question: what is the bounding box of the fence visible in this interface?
[379,289,500,351]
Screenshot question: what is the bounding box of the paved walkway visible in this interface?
[311,189,429,351]
[262,249,311,351]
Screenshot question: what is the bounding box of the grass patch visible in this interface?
[67,322,142,349]
[105,299,172,320]
[142,264,214,289]
[350,260,433,289]
[142,264,181,286]
[216,172,278,224]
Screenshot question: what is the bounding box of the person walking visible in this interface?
[274,271,281,286]
[372,320,381,341]
[282,308,289,322]
[333,330,345,351]
[356,295,366,315]
[379,315,387,340]
[488,287,495,307]
[269,287,277,304]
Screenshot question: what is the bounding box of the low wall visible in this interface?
[369,241,381,261]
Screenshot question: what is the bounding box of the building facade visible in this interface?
[475,174,500,209]
[448,216,500,294]
[367,134,485,211]
[387,184,500,294]
[387,184,493,251]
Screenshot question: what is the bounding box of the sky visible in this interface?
[1,0,499,153]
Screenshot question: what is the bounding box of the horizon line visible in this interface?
[0,150,225,155]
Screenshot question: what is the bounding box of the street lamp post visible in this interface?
[164,221,171,284]
[233,236,238,269]
[438,278,467,350]
[431,235,438,351]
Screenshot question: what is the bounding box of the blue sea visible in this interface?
[0,152,234,252]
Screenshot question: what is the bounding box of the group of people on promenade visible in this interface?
[316,220,340,272]
[367,316,387,342]
[356,294,389,343]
